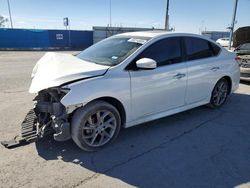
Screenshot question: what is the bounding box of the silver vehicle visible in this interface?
[1,31,240,151]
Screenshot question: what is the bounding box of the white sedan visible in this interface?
[216,37,231,47]
[29,31,240,151]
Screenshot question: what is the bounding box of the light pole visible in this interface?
[229,0,238,49]
[63,17,71,48]
[109,0,112,27]
[7,0,13,28]
[165,0,170,30]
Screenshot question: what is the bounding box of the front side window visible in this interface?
[135,37,182,67]
[184,37,217,61]
[77,37,149,66]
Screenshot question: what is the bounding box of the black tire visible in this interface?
[208,78,229,108]
[71,100,121,151]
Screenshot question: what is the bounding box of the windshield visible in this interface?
[77,37,149,66]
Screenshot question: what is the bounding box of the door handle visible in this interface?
[211,67,220,71]
[174,73,186,79]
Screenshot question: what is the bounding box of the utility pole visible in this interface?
[63,17,71,48]
[165,0,170,31]
[7,0,13,28]
[109,0,112,27]
[229,0,238,49]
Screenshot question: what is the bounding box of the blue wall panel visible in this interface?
[0,28,93,49]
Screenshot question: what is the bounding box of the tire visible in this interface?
[208,78,229,108]
[71,100,121,151]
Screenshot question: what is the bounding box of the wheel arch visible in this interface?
[221,75,232,95]
[84,96,127,127]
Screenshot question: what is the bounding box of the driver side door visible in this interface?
[128,37,187,120]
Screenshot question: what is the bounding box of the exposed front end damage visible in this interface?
[1,52,111,149]
[34,87,71,141]
[1,87,72,149]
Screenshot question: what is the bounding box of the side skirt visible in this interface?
[124,99,210,128]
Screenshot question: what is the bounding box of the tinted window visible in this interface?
[184,37,216,61]
[210,42,221,55]
[135,37,182,67]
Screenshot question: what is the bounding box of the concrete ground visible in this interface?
[0,51,250,188]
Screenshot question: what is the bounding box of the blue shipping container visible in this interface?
[0,28,93,50]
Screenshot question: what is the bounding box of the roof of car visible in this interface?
[117,30,169,38]
[117,30,208,40]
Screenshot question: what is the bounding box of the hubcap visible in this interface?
[212,81,228,106]
[82,110,116,147]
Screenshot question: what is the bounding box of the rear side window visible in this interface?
[210,42,221,55]
[184,37,220,61]
[135,37,183,67]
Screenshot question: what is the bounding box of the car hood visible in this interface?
[29,52,109,93]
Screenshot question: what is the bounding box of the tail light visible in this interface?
[235,56,242,64]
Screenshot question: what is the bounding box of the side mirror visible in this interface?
[136,58,157,69]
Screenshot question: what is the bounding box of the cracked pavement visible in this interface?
[0,51,250,188]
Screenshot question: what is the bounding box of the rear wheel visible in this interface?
[208,78,229,108]
[71,100,121,151]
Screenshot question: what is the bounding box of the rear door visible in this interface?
[183,37,222,104]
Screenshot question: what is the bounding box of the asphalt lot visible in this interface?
[0,51,250,188]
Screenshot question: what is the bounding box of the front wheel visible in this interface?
[71,100,121,151]
[208,78,229,108]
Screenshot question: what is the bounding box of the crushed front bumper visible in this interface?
[1,109,39,149]
[34,100,71,141]
[1,88,71,149]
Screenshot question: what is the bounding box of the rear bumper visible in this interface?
[240,77,250,81]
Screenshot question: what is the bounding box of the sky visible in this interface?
[0,0,249,33]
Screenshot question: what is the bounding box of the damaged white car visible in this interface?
[2,31,240,151]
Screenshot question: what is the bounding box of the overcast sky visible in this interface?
[0,0,249,33]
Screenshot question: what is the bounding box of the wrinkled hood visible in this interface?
[29,52,109,93]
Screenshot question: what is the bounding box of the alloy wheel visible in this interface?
[82,110,117,147]
[212,81,228,106]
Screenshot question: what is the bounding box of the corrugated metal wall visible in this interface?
[201,31,230,41]
[0,28,93,50]
[93,26,159,43]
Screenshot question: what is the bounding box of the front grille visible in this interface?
[240,73,250,78]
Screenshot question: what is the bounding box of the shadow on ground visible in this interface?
[36,93,250,187]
